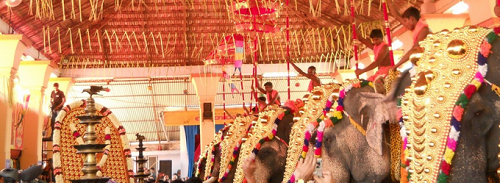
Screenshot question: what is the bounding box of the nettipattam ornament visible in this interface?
[283,83,341,183]
[400,26,492,183]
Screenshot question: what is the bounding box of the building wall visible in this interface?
[131,150,183,179]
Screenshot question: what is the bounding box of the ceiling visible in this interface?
[1,0,424,69]
[2,0,427,144]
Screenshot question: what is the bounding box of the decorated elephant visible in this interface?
[196,122,235,183]
[231,84,339,183]
[317,80,401,182]
[309,26,500,183]
[230,102,303,183]
[250,110,295,183]
[197,104,296,183]
[395,26,500,182]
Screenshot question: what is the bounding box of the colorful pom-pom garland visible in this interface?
[242,108,291,183]
[195,123,232,180]
[288,80,372,183]
[218,124,254,182]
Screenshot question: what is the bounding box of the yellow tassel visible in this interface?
[472,80,482,88]
[302,152,307,158]
[444,148,455,164]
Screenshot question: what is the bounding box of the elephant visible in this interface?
[385,28,500,182]
[198,109,295,183]
[320,27,500,183]
[197,132,226,183]
[319,82,402,182]
[251,111,295,183]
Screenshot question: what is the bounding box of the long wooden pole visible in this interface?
[350,0,359,78]
[222,68,226,123]
[286,0,291,99]
[382,0,395,66]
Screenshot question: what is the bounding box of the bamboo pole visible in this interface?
[382,0,395,66]
[350,0,359,77]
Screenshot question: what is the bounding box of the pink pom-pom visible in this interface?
[447,138,458,151]
[336,105,344,111]
[316,132,323,142]
[305,132,311,139]
[339,90,346,98]
[475,72,484,82]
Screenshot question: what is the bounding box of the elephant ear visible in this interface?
[357,92,398,156]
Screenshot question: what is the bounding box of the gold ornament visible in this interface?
[389,123,401,181]
[384,70,400,93]
[233,105,284,183]
[217,115,253,179]
[202,122,232,180]
[402,26,490,182]
[282,83,341,182]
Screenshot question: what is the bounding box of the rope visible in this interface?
[348,116,366,136]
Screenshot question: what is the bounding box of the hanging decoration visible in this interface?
[229,0,282,37]
[203,34,247,75]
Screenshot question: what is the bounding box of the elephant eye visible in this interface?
[324,135,335,143]
[474,109,484,116]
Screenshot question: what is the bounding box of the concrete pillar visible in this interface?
[190,73,222,153]
[17,61,53,168]
[463,0,496,25]
[421,0,436,14]
[0,34,31,168]
[422,14,469,32]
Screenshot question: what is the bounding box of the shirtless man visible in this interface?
[388,4,432,71]
[354,28,391,81]
[290,60,321,92]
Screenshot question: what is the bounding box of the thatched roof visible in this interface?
[1,0,424,69]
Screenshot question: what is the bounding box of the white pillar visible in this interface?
[190,73,221,153]
[0,34,31,168]
[17,61,53,168]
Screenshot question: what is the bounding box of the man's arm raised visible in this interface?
[290,61,320,85]
[355,44,389,76]
[387,2,405,25]
[391,26,430,71]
